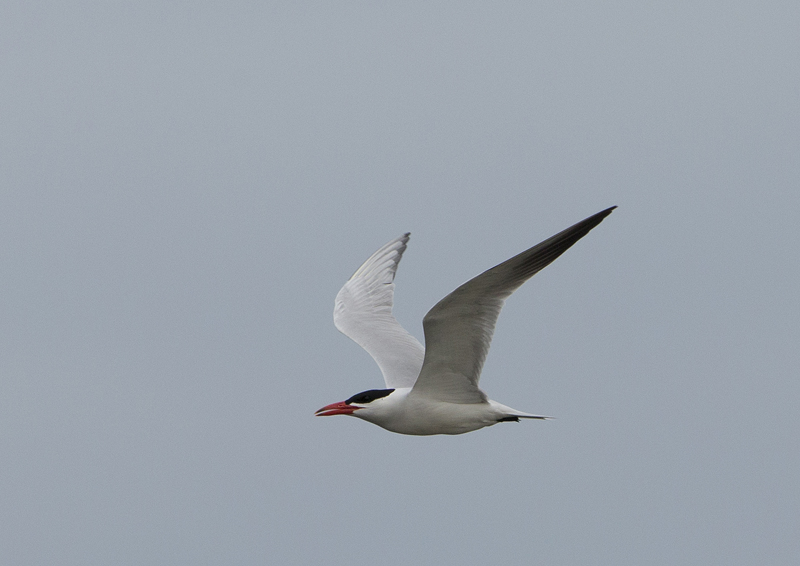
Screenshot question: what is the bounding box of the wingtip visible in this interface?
[599,205,617,217]
[579,206,616,229]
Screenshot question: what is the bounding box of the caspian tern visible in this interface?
[316,207,615,435]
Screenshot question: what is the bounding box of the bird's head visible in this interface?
[315,388,396,417]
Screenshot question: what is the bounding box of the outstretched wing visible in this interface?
[334,233,425,388]
[411,207,616,404]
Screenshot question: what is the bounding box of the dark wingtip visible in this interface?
[571,205,617,237]
[595,205,617,220]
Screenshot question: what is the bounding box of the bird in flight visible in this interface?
[316,207,615,435]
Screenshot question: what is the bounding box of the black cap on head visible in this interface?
[345,389,395,405]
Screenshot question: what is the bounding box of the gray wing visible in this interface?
[334,233,425,389]
[410,207,616,404]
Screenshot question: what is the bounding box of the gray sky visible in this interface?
[2,2,799,565]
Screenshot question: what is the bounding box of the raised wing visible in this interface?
[410,207,616,404]
[334,233,425,388]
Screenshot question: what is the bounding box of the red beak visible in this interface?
[315,401,361,417]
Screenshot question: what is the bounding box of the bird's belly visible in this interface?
[369,401,501,436]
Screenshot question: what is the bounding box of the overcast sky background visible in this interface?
[2,2,799,565]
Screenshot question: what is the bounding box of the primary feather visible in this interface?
[333,233,424,388]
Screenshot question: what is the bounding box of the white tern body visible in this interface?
[316,207,615,435]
